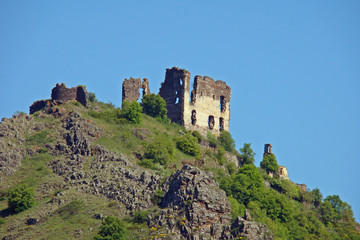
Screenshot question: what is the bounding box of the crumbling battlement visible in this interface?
[158,67,231,134]
[29,83,89,114]
[122,78,150,103]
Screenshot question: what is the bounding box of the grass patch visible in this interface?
[26,130,55,147]
[7,153,53,187]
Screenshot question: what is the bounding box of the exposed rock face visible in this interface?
[122,77,150,104]
[147,165,272,240]
[0,114,31,175]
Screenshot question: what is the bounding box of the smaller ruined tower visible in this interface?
[122,78,150,104]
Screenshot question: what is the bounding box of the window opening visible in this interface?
[219,117,224,131]
[220,96,226,112]
[208,115,215,130]
[138,88,143,103]
[179,79,183,86]
[191,110,197,125]
[175,97,179,104]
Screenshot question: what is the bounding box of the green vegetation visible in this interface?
[141,93,167,120]
[260,154,279,174]
[176,133,201,159]
[1,95,359,240]
[7,184,34,213]
[143,140,174,166]
[95,216,126,240]
[89,92,97,102]
[218,131,235,152]
[121,100,142,124]
[239,143,255,164]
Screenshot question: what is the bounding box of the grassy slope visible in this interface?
[0,101,223,239]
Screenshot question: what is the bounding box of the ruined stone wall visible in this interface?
[159,67,191,125]
[122,78,150,104]
[184,75,231,134]
[159,67,231,135]
[278,165,289,180]
[51,83,88,106]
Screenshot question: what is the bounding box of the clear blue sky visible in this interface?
[1,1,359,222]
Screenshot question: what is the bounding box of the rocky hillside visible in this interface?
[0,99,359,240]
[0,101,273,240]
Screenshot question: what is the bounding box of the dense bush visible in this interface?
[8,185,34,213]
[141,94,167,120]
[144,140,174,166]
[121,100,142,124]
[191,130,203,143]
[218,131,235,152]
[176,133,201,159]
[95,216,126,240]
[260,154,279,174]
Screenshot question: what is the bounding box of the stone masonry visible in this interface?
[29,83,89,114]
[122,78,150,103]
[159,67,231,135]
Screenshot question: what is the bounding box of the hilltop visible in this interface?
[0,82,359,239]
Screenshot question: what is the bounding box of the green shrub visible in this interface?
[207,131,218,148]
[133,210,149,224]
[260,154,279,174]
[144,140,174,166]
[138,159,155,169]
[216,146,226,166]
[121,100,142,124]
[0,218,5,226]
[219,131,235,152]
[95,216,126,240]
[229,196,245,220]
[192,131,203,143]
[141,93,167,119]
[176,133,201,159]
[88,92,97,102]
[8,185,34,213]
[151,189,164,205]
[226,162,237,176]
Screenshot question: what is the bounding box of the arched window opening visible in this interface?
[219,117,224,131]
[175,97,179,104]
[208,115,215,130]
[220,96,226,112]
[191,110,197,125]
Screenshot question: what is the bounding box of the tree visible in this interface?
[239,143,255,164]
[95,216,126,240]
[8,185,34,213]
[121,100,142,124]
[311,188,322,208]
[260,154,279,174]
[141,94,167,119]
[219,131,235,152]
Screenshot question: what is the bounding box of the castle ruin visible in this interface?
[263,143,289,180]
[122,78,150,103]
[29,83,89,114]
[121,67,231,135]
